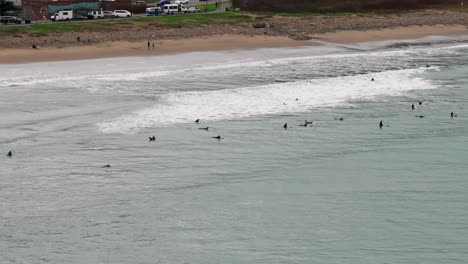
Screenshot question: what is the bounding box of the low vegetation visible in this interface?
[194,3,217,12]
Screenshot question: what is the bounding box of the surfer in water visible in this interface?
[195,119,200,124]
[451,112,458,118]
[419,100,428,106]
[412,104,416,111]
[212,135,223,140]
[379,120,384,129]
[102,164,111,168]
[199,127,209,131]
[283,123,288,129]
[149,136,156,141]
[7,151,12,157]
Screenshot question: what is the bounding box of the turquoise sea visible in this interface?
[1,37,467,263]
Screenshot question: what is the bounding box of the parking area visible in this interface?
[0,0,224,26]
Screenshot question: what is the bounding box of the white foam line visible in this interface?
[97,68,437,134]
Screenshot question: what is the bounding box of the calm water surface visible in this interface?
[1,37,467,263]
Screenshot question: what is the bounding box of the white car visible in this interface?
[187,6,200,13]
[113,10,133,18]
[175,0,189,4]
[88,10,104,19]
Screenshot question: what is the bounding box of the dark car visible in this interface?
[73,14,88,20]
[156,0,171,6]
[0,16,22,25]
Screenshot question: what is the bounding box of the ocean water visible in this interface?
[1,37,468,264]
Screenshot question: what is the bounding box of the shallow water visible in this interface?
[1,37,468,263]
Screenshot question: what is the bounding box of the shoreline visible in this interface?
[1,25,468,64]
[0,35,311,64]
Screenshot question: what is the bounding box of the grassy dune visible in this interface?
[0,12,254,34]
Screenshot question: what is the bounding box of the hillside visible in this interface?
[232,0,465,12]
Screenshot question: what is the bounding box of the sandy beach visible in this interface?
[310,25,468,44]
[0,35,310,64]
[1,10,468,64]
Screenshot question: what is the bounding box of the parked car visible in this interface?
[187,6,200,13]
[113,10,133,18]
[175,0,189,4]
[73,14,88,20]
[162,4,188,14]
[145,7,163,16]
[88,10,104,19]
[103,11,114,18]
[156,0,171,6]
[0,16,22,24]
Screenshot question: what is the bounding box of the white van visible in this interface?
[51,10,73,21]
[163,4,187,14]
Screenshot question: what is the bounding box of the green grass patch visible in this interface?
[0,20,132,34]
[0,26,29,33]
[195,3,217,12]
[133,12,253,26]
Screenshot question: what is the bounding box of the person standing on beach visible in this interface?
[152,42,155,50]
[77,36,80,43]
[147,41,150,50]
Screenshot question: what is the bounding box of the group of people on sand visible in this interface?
[147,41,156,50]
